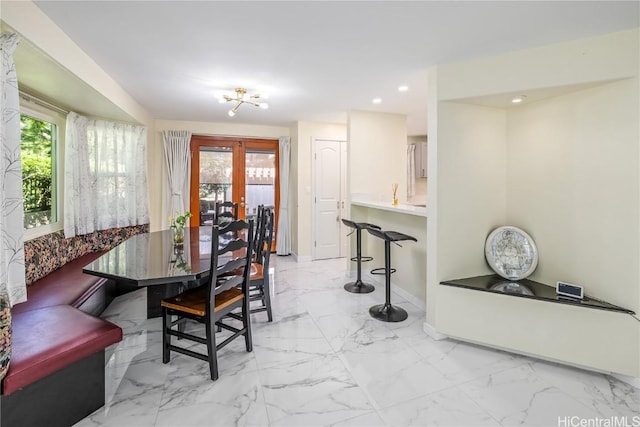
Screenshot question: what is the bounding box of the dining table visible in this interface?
[83,226,240,318]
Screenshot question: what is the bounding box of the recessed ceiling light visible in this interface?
[511,95,526,104]
[398,85,409,92]
[372,98,382,104]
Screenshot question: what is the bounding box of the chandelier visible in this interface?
[220,87,269,117]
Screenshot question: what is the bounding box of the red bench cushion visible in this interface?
[12,252,106,315]
[3,305,122,395]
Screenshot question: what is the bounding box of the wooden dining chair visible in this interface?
[215,201,238,225]
[200,199,215,225]
[161,219,253,380]
[248,207,274,322]
[252,204,265,260]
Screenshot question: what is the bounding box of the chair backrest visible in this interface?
[252,204,265,257]
[200,199,214,211]
[215,201,239,225]
[207,219,253,305]
[256,208,274,268]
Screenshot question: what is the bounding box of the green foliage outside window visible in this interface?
[20,115,53,157]
[22,156,52,211]
[20,114,55,228]
[199,183,230,199]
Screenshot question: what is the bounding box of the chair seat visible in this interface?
[341,219,381,231]
[249,262,264,281]
[367,227,417,243]
[230,262,263,281]
[161,286,243,316]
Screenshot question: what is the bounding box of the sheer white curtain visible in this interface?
[64,112,149,237]
[0,33,26,306]
[407,144,416,199]
[162,130,191,226]
[276,136,291,255]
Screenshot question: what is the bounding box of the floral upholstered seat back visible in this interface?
[0,294,10,381]
[23,224,149,285]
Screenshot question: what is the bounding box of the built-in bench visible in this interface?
[1,225,148,427]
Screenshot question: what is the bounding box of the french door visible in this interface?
[189,135,279,247]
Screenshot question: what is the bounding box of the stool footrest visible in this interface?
[350,256,374,263]
[371,267,396,275]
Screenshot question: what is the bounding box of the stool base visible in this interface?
[344,280,375,294]
[369,303,408,322]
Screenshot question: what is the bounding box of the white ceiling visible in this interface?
[25,1,640,135]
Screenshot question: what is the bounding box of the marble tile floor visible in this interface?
[77,256,639,427]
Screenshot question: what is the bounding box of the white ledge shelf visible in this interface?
[350,198,428,217]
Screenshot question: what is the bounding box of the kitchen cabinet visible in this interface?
[415,142,427,178]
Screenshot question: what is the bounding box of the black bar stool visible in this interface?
[367,228,417,322]
[342,219,381,294]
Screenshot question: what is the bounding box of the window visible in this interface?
[64,112,148,237]
[19,101,64,238]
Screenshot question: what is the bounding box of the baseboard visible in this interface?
[391,283,426,311]
[443,331,638,385]
[363,272,426,311]
[292,253,312,263]
[423,321,448,340]
[612,373,640,390]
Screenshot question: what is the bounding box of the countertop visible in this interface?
[350,198,427,217]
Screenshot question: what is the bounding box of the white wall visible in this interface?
[155,120,290,140]
[289,122,300,256]
[348,110,407,201]
[438,29,639,102]
[506,79,639,309]
[436,102,507,282]
[429,28,640,376]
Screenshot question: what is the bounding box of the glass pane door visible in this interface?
[190,135,279,248]
[198,147,232,225]
[245,149,276,223]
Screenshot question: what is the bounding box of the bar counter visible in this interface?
[349,196,427,308]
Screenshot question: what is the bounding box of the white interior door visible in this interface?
[313,139,346,260]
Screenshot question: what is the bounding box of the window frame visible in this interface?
[20,100,65,241]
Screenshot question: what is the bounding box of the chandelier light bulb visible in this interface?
[228,110,235,117]
[260,103,269,109]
